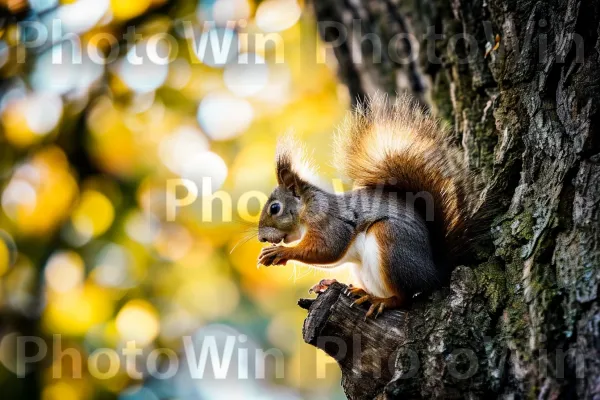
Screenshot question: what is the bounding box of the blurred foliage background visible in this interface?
[0,0,351,398]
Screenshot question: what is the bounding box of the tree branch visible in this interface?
[300,282,407,399]
[298,266,505,399]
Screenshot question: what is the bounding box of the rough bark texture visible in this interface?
[302,0,600,398]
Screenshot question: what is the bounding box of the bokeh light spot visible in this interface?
[31,44,104,95]
[1,148,78,236]
[42,381,80,400]
[1,178,37,218]
[224,53,270,97]
[71,190,115,238]
[43,285,113,336]
[211,0,251,24]
[116,300,160,346]
[92,244,135,288]
[119,40,169,93]
[197,92,254,140]
[110,0,152,20]
[181,151,229,194]
[44,251,85,293]
[124,211,160,245]
[256,0,302,32]
[158,126,210,175]
[58,0,110,34]
[24,93,64,135]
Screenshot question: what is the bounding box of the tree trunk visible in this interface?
[301,0,600,398]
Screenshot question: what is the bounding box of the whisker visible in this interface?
[235,224,258,234]
[294,264,314,281]
[229,232,259,254]
[231,217,260,228]
[286,261,314,282]
[235,230,258,245]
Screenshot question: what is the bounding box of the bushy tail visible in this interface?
[334,93,480,264]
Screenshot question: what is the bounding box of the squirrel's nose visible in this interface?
[258,235,267,243]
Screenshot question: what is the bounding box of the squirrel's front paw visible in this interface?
[258,246,289,266]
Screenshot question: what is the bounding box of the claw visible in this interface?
[351,294,371,308]
[343,284,354,296]
[346,286,369,298]
[347,291,404,319]
[366,301,386,319]
[343,284,351,295]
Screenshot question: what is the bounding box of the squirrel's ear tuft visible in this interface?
[275,132,315,195]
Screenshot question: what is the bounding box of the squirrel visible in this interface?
[257,94,482,318]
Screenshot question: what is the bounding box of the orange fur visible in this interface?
[368,221,401,298]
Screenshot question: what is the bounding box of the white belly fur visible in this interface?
[326,231,391,298]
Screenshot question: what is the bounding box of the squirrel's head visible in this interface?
[258,133,315,244]
[258,168,306,244]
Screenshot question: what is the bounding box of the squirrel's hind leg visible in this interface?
[372,216,439,295]
[341,218,429,318]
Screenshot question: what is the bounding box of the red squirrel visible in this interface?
[257,94,480,318]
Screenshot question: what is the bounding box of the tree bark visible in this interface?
[301,0,600,398]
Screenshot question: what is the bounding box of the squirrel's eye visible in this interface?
[269,202,282,216]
